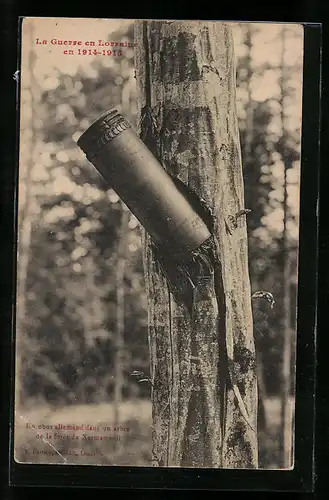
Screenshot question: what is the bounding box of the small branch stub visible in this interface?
[226,208,251,235]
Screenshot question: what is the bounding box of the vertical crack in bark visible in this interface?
[143,21,152,108]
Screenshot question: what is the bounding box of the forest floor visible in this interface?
[14,397,293,468]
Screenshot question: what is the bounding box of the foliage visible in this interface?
[236,24,301,397]
[21,24,149,407]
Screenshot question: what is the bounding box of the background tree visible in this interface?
[277,25,300,470]
[16,20,41,409]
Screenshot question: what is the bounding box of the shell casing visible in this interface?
[77,109,211,260]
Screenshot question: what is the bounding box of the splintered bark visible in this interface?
[135,20,258,468]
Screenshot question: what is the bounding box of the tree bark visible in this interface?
[135,20,258,468]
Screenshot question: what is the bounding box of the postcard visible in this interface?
[14,17,304,469]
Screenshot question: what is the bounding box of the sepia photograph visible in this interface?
[14,17,303,470]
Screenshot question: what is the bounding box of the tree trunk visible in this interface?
[15,20,37,411]
[135,20,258,468]
[243,25,268,435]
[279,26,293,469]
